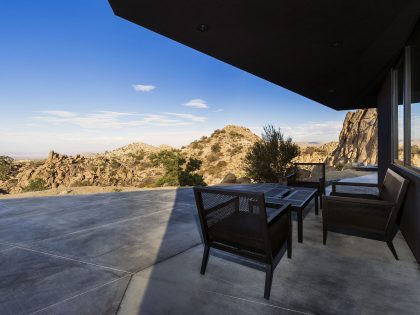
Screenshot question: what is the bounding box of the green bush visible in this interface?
[211,143,221,153]
[128,150,145,162]
[23,178,49,192]
[206,153,219,163]
[211,129,226,137]
[229,131,244,138]
[110,159,121,169]
[150,150,206,187]
[0,156,13,181]
[230,145,243,155]
[245,125,300,183]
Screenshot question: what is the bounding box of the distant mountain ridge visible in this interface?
[3,109,414,195]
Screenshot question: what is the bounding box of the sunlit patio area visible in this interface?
[1,175,419,314]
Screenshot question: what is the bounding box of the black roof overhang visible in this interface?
[108,0,420,110]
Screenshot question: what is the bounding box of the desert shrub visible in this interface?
[206,153,219,163]
[197,150,204,156]
[23,178,49,192]
[179,158,206,186]
[190,141,200,149]
[110,159,121,169]
[245,125,300,183]
[207,160,228,176]
[150,150,206,186]
[128,150,145,162]
[211,143,221,153]
[211,129,226,137]
[113,188,123,192]
[229,131,244,138]
[335,163,345,171]
[200,136,208,142]
[230,145,243,155]
[0,156,13,181]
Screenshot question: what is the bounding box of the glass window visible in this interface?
[411,37,420,169]
[395,60,404,163]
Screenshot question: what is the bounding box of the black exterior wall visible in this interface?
[377,71,420,264]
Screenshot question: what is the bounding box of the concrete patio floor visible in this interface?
[0,178,419,314]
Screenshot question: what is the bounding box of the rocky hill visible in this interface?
[181,125,260,184]
[0,145,168,194]
[3,109,417,195]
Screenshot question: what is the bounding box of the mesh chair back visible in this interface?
[194,187,269,254]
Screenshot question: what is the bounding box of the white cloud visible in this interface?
[183,99,208,109]
[213,108,224,113]
[164,112,208,122]
[279,121,343,143]
[31,110,202,129]
[41,110,78,118]
[132,84,156,92]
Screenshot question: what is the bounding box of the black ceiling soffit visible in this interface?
[108,0,420,110]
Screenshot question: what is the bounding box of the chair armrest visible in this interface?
[332,181,381,193]
[267,202,291,225]
[323,195,394,210]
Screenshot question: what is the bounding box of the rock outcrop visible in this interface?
[328,109,378,166]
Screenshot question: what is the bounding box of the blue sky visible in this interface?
[0,1,348,157]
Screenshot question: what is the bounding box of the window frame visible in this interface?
[391,45,419,174]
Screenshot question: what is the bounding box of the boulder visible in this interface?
[221,173,237,184]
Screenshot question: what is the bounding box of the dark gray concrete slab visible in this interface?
[0,193,195,244]
[0,244,13,253]
[0,183,419,314]
[121,209,420,315]
[28,209,201,273]
[36,275,131,315]
[119,272,298,315]
[0,247,128,315]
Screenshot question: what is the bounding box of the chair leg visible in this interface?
[323,225,328,245]
[264,264,273,299]
[200,245,210,274]
[386,241,399,260]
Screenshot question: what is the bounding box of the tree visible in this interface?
[0,156,13,181]
[149,150,206,187]
[244,125,300,183]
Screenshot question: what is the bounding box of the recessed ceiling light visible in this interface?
[197,24,209,32]
[331,41,343,48]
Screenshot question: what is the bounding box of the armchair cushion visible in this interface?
[323,195,395,233]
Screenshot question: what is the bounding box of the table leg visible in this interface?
[315,193,319,215]
[298,209,303,243]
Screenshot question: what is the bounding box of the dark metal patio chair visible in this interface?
[322,169,409,260]
[193,186,292,299]
[287,162,326,208]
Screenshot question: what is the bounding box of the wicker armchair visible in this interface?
[287,162,326,208]
[322,169,409,259]
[194,186,292,299]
